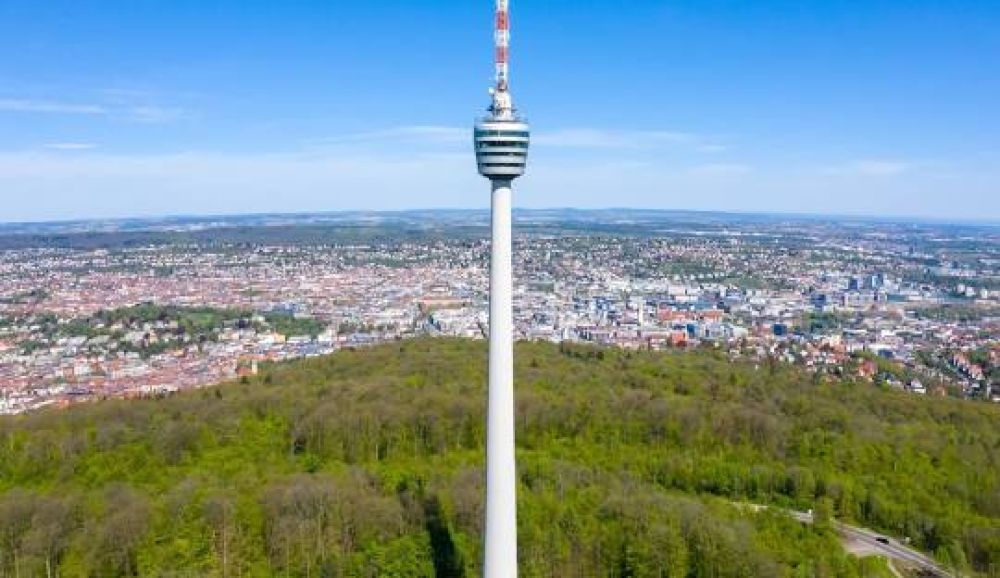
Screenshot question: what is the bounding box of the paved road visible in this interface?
[755,505,952,577]
[835,521,951,577]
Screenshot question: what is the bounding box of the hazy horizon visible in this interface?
[2,205,999,230]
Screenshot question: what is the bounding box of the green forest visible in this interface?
[1,339,998,577]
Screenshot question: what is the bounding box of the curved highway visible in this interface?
[780,508,952,577]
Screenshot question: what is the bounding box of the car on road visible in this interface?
[875,536,890,544]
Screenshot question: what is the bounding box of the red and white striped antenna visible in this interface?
[490,0,514,118]
[495,0,510,91]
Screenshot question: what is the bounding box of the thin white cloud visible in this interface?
[99,88,156,100]
[380,125,467,143]
[688,163,752,176]
[43,143,99,150]
[0,98,107,115]
[309,125,468,147]
[127,105,187,124]
[854,160,911,176]
[0,96,188,123]
[532,128,708,149]
[695,143,728,153]
[823,159,913,176]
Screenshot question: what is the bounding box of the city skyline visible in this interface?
[1,0,999,221]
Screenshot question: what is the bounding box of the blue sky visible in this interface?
[0,0,998,222]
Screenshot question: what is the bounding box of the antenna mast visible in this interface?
[491,0,514,118]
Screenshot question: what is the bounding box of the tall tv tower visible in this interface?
[474,0,529,576]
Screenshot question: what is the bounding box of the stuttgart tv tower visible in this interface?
[474,0,529,576]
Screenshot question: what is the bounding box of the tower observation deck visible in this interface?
[475,0,529,182]
[475,120,530,180]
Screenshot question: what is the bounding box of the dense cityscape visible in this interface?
[2,210,998,415]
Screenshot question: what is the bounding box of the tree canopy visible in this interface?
[1,338,997,577]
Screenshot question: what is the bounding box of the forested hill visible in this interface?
[1,339,998,577]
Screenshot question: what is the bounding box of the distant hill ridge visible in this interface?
[0,338,997,576]
[1,208,997,250]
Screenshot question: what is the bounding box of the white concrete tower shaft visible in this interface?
[485,178,516,578]
[475,0,528,576]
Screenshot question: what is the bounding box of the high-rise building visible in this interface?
[473,0,529,576]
